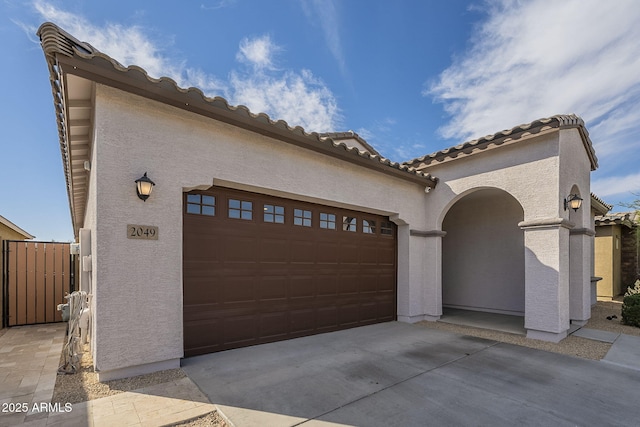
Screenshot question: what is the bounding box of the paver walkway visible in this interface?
[0,324,218,427]
[0,324,66,427]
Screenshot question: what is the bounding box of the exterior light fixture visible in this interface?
[564,194,582,211]
[135,172,155,202]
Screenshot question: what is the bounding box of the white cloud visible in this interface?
[301,0,348,77]
[592,172,640,198]
[427,0,640,160]
[230,69,339,132]
[200,0,236,11]
[236,35,280,70]
[30,1,340,132]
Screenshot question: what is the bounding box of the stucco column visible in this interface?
[398,229,445,322]
[520,219,572,342]
[569,228,595,325]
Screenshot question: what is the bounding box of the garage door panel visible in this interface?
[316,275,338,296]
[316,306,338,329]
[338,304,360,325]
[360,275,380,293]
[316,242,339,263]
[223,235,258,263]
[338,244,360,263]
[377,274,396,292]
[223,277,255,304]
[223,316,257,346]
[258,276,288,300]
[258,312,288,339]
[338,275,360,294]
[290,308,315,334]
[259,237,289,263]
[378,246,396,265]
[290,240,316,263]
[290,275,315,298]
[184,187,396,355]
[183,279,222,305]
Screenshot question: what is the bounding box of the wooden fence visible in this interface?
[2,240,75,327]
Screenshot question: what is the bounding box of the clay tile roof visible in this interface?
[403,115,598,171]
[319,131,382,157]
[595,211,638,228]
[590,193,612,215]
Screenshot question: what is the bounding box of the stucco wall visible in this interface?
[417,126,593,339]
[89,84,430,375]
[442,188,525,315]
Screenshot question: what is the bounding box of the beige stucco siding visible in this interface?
[89,84,430,375]
[595,226,622,299]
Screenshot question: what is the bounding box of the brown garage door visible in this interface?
[183,187,397,357]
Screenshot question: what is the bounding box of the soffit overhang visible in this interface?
[38,22,437,237]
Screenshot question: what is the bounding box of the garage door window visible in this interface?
[264,204,285,223]
[363,219,376,234]
[229,199,253,220]
[343,216,357,232]
[294,209,312,227]
[319,213,336,229]
[381,221,394,236]
[186,194,215,216]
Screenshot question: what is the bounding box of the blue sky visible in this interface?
[1,0,639,242]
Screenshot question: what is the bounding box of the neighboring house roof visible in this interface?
[590,193,612,216]
[0,215,35,239]
[37,22,437,234]
[404,115,599,171]
[319,131,382,157]
[595,211,638,228]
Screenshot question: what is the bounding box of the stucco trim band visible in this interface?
[569,227,596,236]
[409,229,447,237]
[518,218,575,230]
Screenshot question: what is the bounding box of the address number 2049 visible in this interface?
[127,225,158,240]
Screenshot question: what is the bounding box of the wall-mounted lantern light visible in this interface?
[564,194,582,211]
[135,172,155,202]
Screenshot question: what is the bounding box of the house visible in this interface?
[38,22,599,381]
[0,215,34,329]
[595,211,639,299]
[0,215,35,246]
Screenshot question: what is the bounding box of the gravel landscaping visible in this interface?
[49,300,636,426]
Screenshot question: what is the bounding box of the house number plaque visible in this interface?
[127,224,159,240]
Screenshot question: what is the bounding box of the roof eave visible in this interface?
[0,215,35,239]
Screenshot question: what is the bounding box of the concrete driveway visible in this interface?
[182,322,640,426]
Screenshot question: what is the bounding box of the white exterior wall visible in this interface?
[89,85,430,379]
[559,128,593,324]
[442,189,525,315]
[418,129,592,341]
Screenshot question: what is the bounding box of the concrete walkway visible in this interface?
[183,322,640,427]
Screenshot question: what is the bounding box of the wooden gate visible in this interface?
[2,240,76,327]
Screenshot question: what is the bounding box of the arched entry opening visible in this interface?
[442,188,525,322]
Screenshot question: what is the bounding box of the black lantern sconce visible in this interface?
[135,172,155,202]
[564,194,583,211]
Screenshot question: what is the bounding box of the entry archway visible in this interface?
[442,188,525,315]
